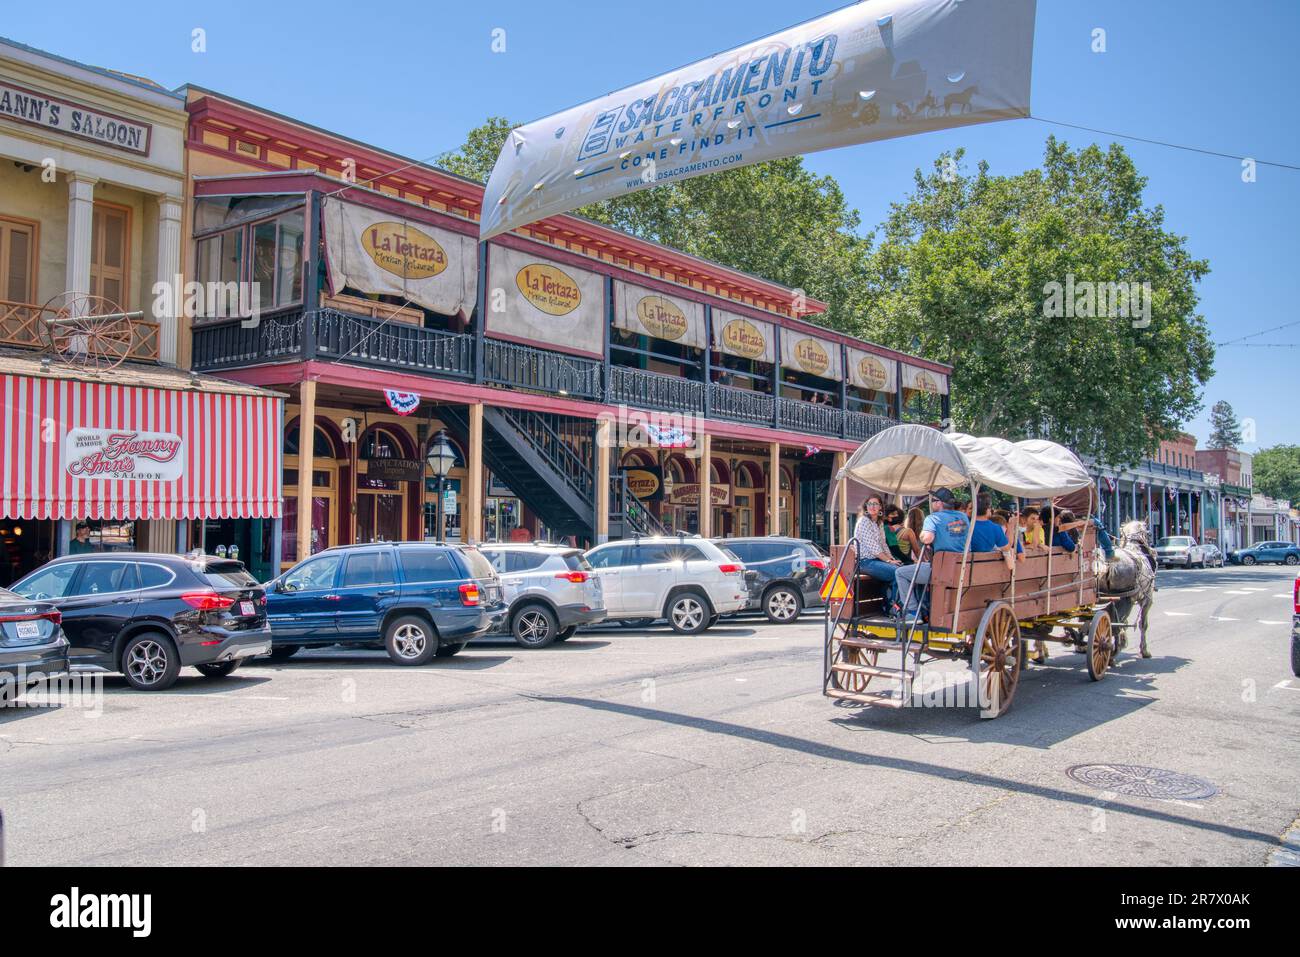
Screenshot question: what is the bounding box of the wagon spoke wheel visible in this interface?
[39,293,134,371]
[1086,609,1115,681]
[835,643,879,693]
[971,602,1022,719]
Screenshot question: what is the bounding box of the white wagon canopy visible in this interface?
[837,424,1093,501]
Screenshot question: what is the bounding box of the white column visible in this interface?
[156,196,183,364]
[65,173,97,299]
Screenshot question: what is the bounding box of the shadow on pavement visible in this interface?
[528,688,1275,846]
[827,654,1192,748]
[245,651,513,671]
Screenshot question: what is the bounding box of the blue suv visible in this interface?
[264,543,505,665]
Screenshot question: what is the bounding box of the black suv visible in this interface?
[10,553,271,691]
[265,543,505,664]
[715,537,828,623]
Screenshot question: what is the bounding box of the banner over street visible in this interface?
[480,0,1037,239]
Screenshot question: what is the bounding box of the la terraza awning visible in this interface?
[2,373,283,521]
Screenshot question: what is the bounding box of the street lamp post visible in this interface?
[426,429,457,543]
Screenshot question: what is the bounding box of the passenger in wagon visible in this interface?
[883,505,918,564]
[854,495,901,602]
[893,488,970,620]
[971,494,1018,570]
[1021,509,1047,550]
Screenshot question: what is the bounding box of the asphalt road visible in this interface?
[2,564,1297,866]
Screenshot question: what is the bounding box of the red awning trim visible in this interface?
[1,374,282,521]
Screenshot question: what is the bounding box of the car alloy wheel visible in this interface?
[392,622,428,659]
[1242,555,1256,566]
[669,595,707,634]
[126,639,170,688]
[1286,555,1299,566]
[765,588,801,622]
[513,604,558,648]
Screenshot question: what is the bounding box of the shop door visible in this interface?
[283,495,333,564]
[358,492,404,544]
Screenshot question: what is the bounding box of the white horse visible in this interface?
[1094,520,1157,658]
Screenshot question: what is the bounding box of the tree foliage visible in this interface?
[859,138,1214,465]
[1253,444,1300,503]
[1207,400,1243,450]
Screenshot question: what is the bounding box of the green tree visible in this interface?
[437,118,874,331]
[436,116,517,182]
[1253,444,1300,503]
[859,138,1214,465]
[1207,400,1243,449]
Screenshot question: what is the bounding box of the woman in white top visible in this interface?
[854,495,902,604]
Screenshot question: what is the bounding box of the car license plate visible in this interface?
[15,621,40,639]
[240,601,256,617]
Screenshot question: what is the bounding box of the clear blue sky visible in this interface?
[9,0,1297,450]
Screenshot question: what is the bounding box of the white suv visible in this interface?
[584,537,749,634]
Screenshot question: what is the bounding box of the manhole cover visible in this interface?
[1066,764,1217,800]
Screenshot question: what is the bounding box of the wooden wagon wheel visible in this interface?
[39,293,135,371]
[1086,608,1115,682]
[971,601,1022,719]
[834,642,880,694]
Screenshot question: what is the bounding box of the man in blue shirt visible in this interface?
[970,494,1019,566]
[894,488,971,618]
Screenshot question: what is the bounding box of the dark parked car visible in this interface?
[9,553,271,691]
[0,588,69,705]
[264,543,505,664]
[715,537,828,623]
[1229,541,1300,566]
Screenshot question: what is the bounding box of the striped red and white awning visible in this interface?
[1,374,282,521]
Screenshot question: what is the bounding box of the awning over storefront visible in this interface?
[613,281,706,350]
[782,330,843,381]
[1,370,283,521]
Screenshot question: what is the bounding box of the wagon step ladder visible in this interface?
[827,630,919,709]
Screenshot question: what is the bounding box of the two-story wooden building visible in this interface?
[179,87,952,572]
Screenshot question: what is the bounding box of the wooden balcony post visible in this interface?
[296,378,317,562]
[595,417,612,544]
[772,325,782,428]
[698,432,712,538]
[768,441,781,538]
[893,359,904,421]
[465,403,484,543]
[835,451,848,548]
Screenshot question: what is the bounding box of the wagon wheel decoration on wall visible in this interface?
[39,292,141,371]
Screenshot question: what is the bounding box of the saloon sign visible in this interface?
[63,428,184,481]
[0,80,152,155]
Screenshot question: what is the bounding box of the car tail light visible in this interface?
[718,563,743,575]
[555,571,589,583]
[807,559,827,570]
[181,591,236,611]
[459,583,481,606]
[0,610,61,625]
